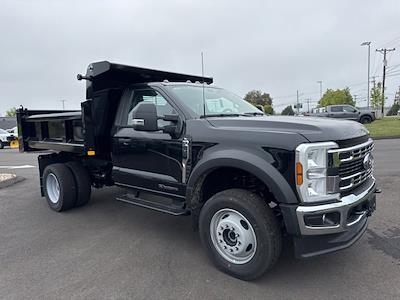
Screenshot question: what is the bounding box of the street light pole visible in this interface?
[361,41,371,108]
[317,81,322,100]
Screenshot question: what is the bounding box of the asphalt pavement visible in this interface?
[0,139,399,299]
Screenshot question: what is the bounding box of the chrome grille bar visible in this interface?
[328,138,374,192]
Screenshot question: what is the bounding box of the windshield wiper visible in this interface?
[201,113,245,118]
[243,112,265,116]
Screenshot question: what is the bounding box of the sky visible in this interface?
[1,0,400,115]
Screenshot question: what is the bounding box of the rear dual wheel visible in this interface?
[43,162,91,212]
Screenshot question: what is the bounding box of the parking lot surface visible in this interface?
[0,139,399,299]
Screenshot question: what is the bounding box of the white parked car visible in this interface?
[0,128,16,149]
[7,126,18,135]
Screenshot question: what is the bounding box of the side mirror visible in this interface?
[131,102,158,131]
[255,105,265,113]
[161,114,181,137]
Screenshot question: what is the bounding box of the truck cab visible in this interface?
[17,61,379,280]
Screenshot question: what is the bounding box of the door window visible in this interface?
[343,106,356,113]
[126,89,177,127]
[330,106,343,112]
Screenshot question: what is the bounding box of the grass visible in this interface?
[364,117,400,138]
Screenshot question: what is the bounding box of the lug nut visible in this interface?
[219,240,222,243]
[224,246,227,249]
[235,247,239,250]
[230,249,233,252]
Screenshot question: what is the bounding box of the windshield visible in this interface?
[167,85,263,117]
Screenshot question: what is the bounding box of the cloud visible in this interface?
[0,0,399,114]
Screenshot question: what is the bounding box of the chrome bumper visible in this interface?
[296,177,376,235]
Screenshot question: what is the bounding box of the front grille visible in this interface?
[329,139,374,193]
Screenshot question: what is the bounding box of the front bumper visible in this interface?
[296,177,376,235]
[280,177,377,258]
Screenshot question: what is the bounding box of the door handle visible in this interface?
[119,138,131,146]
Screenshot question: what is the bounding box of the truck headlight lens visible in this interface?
[296,142,339,203]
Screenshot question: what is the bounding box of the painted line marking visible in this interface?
[0,165,36,169]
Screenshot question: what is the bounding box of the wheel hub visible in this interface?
[210,208,257,264]
[46,173,60,204]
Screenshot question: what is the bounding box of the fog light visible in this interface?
[304,212,340,227]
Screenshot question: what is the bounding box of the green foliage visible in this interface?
[370,82,384,109]
[5,107,17,117]
[281,105,295,115]
[387,103,399,116]
[244,90,272,106]
[263,104,274,115]
[318,88,355,107]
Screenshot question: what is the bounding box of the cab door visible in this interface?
[112,88,186,198]
[343,105,359,121]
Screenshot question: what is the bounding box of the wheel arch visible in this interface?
[186,149,299,211]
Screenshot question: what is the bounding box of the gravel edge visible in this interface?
[0,175,25,189]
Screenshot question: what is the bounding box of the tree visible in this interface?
[370,82,384,109]
[318,88,355,107]
[387,103,399,116]
[281,105,295,115]
[263,104,274,115]
[244,90,272,106]
[5,107,17,117]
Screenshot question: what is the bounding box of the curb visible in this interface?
[0,174,25,189]
[372,136,400,140]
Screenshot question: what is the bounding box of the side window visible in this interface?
[126,89,177,127]
[343,106,356,113]
[330,106,343,112]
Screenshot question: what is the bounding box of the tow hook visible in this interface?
[374,188,382,194]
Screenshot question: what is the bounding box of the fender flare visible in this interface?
[186,149,299,206]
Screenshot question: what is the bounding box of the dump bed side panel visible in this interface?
[17,109,84,153]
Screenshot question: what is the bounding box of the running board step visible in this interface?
[116,193,189,216]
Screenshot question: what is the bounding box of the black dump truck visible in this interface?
[17,61,379,280]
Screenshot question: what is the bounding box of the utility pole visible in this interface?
[353,94,358,105]
[361,42,371,108]
[317,81,323,99]
[376,48,396,115]
[61,99,66,110]
[296,90,300,115]
[305,98,312,113]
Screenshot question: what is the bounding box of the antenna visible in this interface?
[201,52,206,117]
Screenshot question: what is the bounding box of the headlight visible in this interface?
[295,142,340,203]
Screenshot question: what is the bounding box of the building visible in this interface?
[0,117,17,130]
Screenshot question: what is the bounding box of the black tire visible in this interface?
[43,163,77,212]
[66,161,91,207]
[199,189,282,281]
[360,116,372,124]
[0,141,4,149]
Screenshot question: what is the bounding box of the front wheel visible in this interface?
[360,116,372,124]
[199,189,282,281]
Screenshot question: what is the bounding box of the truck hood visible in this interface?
[207,116,369,142]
